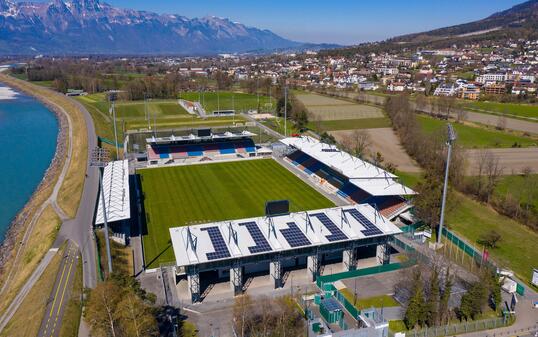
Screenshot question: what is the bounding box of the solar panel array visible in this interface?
[239,221,272,254]
[280,222,311,247]
[322,297,342,312]
[345,209,383,236]
[310,213,348,242]
[201,226,231,260]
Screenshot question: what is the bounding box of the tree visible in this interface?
[425,267,440,327]
[233,294,253,337]
[404,270,425,329]
[85,281,123,337]
[439,268,453,325]
[116,290,159,337]
[477,230,502,249]
[496,116,507,130]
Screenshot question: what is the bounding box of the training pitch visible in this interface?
[140,159,334,267]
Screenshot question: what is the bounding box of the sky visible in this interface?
[35,0,524,45]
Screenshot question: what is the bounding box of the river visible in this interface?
[0,83,58,242]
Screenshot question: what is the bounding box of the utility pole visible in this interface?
[109,92,120,159]
[437,123,457,246]
[232,93,235,125]
[91,147,113,275]
[284,86,288,137]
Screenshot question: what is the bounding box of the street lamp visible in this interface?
[90,147,113,274]
[437,123,457,246]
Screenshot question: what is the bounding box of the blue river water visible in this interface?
[0,83,58,242]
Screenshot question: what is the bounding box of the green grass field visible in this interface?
[180,91,275,113]
[140,159,334,267]
[417,115,537,148]
[308,117,391,131]
[461,101,538,120]
[494,174,538,210]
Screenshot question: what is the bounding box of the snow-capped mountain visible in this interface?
[0,0,312,55]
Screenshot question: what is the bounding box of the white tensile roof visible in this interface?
[146,130,256,145]
[170,204,401,267]
[281,136,415,196]
[95,160,131,225]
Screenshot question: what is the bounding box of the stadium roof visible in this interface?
[147,130,256,145]
[281,136,415,196]
[170,204,401,267]
[95,160,131,225]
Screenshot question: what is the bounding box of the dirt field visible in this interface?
[295,92,384,121]
[465,147,538,175]
[330,128,421,173]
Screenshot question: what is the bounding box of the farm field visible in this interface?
[309,117,391,131]
[295,92,385,121]
[465,148,538,175]
[140,159,334,267]
[417,115,537,148]
[180,91,275,113]
[461,100,538,120]
[331,128,421,173]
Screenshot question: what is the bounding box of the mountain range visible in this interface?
[0,0,336,55]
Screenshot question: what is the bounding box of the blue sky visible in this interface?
[37,0,524,45]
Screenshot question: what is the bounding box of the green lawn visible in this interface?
[261,116,300,135]
[340,288,399,309]
[417,115,537,148]
[140,159,334,267]
[179,91,275,114]
[395,170,422,188]
[461,101,538,120]
[308,117,391,131]
[447,192,538,285]
[494,174,538,211]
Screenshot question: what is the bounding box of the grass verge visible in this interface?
[0,246,63,337]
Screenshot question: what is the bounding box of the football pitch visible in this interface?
[140,159,334,267]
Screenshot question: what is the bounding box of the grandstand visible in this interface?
[146,129,258,165]
[170,204,399,303]
[281,136,415,220]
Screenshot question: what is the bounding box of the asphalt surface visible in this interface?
[37,242,79,337]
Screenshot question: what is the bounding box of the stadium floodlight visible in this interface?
[284,85,288,137]
[90,147,113,274]
[437,123,457,246]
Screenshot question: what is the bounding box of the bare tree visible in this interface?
[484,151,503,202]
[455,109,468,123]
[496,116,507,130]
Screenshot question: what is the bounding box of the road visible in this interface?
[37,242,79,337]
[0,83,99,335]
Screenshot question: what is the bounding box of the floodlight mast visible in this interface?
[437,123,457,245]
[91,147,113,274]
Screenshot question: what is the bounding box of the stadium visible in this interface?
[101,128,416,303]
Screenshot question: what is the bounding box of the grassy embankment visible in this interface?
[394,170,538,286]
[0,246,64,337]
[0,75,87,320]
[140,159,334,267]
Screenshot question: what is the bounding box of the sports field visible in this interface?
[295,92,385,121]
[180,91,275,113]
[461,100,538,120]
[140,159,334,267]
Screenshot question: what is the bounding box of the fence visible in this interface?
[441,228,525,296]
[402,316,511,337]
[334,288,360,319]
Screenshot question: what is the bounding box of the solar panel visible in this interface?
[310,213,348,242]
[280,222,311,247]
[322,298,342,312]
[201,226,231,260]
[239,222,272,254]
[345,209,383,236]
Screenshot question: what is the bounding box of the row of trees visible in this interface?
[404,267,453,329]
[233,294,305,337]
[385,94,465,230]
[276,92,309,131]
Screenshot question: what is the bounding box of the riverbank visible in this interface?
[0,73,88,317]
